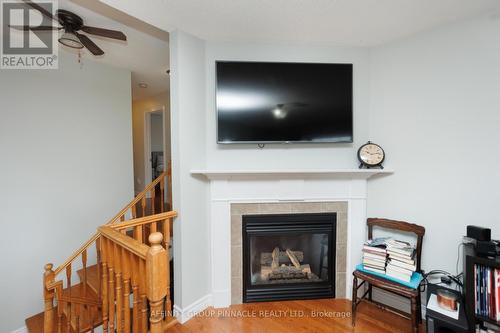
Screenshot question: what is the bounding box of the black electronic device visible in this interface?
[476,240,499,258]
[466,225,491,242]
[216,61,353,144]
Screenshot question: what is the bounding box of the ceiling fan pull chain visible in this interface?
[78,50,84,70]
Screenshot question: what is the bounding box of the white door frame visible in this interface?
[144,106,167,194]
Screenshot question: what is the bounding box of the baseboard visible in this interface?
[11,326,27,333]
[173,294,212,324]
[211,289,230,308]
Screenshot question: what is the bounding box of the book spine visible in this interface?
[475,264,478,315]
[481,265,485,317]
[490,268,495,320]
[484,266,488,317]
[488,267,492,319]
[479,266,484,316]
[483,265,486,317]
[495,269,500,322]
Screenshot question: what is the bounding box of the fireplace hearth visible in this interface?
[243,213,336,302]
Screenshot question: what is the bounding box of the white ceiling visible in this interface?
[102,0,500,46]
[47,0,170,100]
[16,0,500,100]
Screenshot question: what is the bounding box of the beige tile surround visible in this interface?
[230,201,348,304]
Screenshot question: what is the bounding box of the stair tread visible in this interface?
[62,282,98,301]
[61,303,102,333]
[76,264,100,296]
[26,308,68,333]
[59,282,102,332]
[26,306,102,333]
[164,316,179,330]
[25,311,46,333]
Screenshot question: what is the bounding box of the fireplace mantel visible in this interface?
[179,167,394,323]
[191,168,393,180]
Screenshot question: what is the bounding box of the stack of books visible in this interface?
[385,239,416,282]
[362,237,389,274]
[474,264,500,322]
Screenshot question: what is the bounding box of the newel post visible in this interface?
[146,232,168,333]
[43,263,55,333]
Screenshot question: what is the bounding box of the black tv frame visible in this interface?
[215,60,354,144]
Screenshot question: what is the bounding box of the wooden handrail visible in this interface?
[52,170,171,277]
[54,232,100,276]
[99,226,149,259]
[108,171,169,225]
[43,165,174,333]
[110,211,177,230]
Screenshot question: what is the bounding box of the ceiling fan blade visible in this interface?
[76,33,104,56]
[22,0,57,21]
[9,25,61,31]
[80,26,127,41]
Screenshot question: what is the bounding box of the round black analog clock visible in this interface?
[357,141,385,169]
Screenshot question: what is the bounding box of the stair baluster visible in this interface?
[141,197,146,218]
[33,170,175,333]
[116,272,123,333]
[151,187,156,216]
[96,238,102,299]
[66,265,72,333]
[108,265,115,333]
[82,249,87,295]
[101,261,109,333]
[160,178,165,213]
[75,314,80,333]
[139,259,147,333]
[163,219,172,317]
[131,253,140,333]
[122,247,131,333]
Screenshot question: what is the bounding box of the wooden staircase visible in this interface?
[26,165,178,333]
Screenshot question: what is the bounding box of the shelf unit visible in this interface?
[465,255,500,332]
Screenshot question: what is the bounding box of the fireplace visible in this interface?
[242,213,336,302]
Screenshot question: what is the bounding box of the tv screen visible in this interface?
[216,61,353,144]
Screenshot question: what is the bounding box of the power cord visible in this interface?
[419,240,465,295]
[456,242,464,276]
[419,270,463,295]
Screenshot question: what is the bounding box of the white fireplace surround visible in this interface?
[190,168,393,313]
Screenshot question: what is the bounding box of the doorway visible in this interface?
[144,107,167,185]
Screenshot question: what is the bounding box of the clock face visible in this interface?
[359,143,384,166]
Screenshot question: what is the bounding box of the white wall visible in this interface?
[131,92,170,192]
[367,14,500,276]
[169,30,210,310]
[0,53,134,332]
[205,42,371,169]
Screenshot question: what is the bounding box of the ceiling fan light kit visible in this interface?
[20,0,127,56]
[58,31,83,49]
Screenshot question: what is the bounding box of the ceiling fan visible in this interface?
[10,0,127,56]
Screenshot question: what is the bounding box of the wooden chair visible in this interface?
[351,218,425,333]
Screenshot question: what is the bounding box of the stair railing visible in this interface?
[98,211,177,333]
[43,162,173,333]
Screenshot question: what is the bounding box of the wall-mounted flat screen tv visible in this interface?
[216,61,353,144]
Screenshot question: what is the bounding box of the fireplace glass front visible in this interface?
[242,213,336,302]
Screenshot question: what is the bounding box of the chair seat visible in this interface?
[353,269,419,298]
